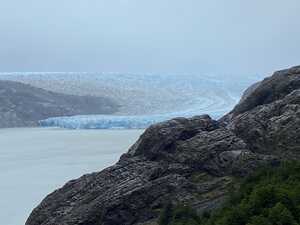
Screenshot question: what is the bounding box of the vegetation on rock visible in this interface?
[159,162,300,225]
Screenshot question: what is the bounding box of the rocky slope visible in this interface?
[26,66,300,225]
[0,80,118,128]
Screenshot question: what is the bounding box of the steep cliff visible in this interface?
[26,66,300,225]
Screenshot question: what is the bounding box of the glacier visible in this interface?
[39,115,166,129]
[0,72,262,129]
[39,108,230,130]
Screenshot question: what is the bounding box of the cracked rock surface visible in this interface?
[26,66,300,225]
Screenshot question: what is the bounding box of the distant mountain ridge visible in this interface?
[0,80,118,128]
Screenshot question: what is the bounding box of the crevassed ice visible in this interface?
[39,110,227,130]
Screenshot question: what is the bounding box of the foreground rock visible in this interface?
[223,66,300,158]
[26,66,300,225]
[0,80,118,128]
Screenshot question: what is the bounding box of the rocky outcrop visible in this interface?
[227,90,300,158]
[224,66,300,158]
[223,65,300,120]
[26,66,300,225]
[0,80,118,128]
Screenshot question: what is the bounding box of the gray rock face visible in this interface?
[26,66,300,225]
[227,90,300,158]
[223,65,300,121]
[225,66,300,158]
[0,80,118,128]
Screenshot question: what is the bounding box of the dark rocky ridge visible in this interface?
[26,66,300,225]
[223,65,300,158]
[0,80,118,128]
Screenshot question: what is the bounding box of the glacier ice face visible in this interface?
[39,110,228,130]
[39,115,165,129]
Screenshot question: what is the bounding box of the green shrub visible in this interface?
[159,201,174,225]
[159,162,300,225]
[159,203,201,225]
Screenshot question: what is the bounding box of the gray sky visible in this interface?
[0,0,300,75]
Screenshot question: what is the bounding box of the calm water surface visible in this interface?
[0,127,143,225]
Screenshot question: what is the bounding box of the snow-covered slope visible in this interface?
[0,72,260,129]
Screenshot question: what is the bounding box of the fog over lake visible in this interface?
[0,128,143,225]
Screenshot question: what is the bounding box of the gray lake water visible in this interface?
[0,128,143,225]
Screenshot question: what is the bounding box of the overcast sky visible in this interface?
[0,0,299,76]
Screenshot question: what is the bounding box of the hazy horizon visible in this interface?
[1,1,300,76]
